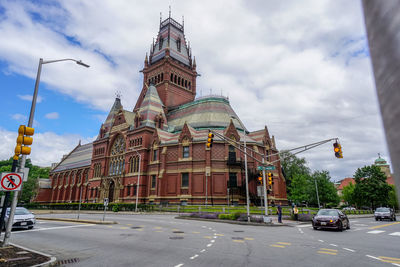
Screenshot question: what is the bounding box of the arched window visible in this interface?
[174,75,177,84]
[178,77,181,86]
[161,73,164,81]
[185,80,187,88]
[170,73,173,81]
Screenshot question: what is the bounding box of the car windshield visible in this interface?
[317,210,338,216]
[6,208,31,215]
[376,208,390,212]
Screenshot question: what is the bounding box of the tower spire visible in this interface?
[169,6,171,18]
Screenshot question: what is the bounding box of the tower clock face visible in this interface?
[111,136,126,155]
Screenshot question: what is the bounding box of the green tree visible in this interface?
[388,185,399,210]
[309,170,340,207]
[287,173,310,204]
[342,182,355,206]
[353,165,391,209]
[281,152,310,196]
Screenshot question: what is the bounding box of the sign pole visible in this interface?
[0,160,18,239]
[262,158,268,216]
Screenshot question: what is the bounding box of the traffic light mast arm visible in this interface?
[210,129,340,165]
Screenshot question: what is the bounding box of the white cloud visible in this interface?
[0,0,391,180]
[11,113,27,122]
[17,94,43,103]
[45,112,59,119]
[0,127,93,167]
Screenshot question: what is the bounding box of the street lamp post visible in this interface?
[2,57,89,247]
[231,116,250,222]
[129,148,141,213]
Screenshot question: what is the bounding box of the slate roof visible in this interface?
[167,96,245,133]
[138,85,168,130]
[52,143,93,173]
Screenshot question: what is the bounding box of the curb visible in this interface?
[176,216,299,227]
[37,217,118,224]
[10,242,57,267]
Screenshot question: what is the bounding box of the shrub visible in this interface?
[218,214,231,220]
[112,204,119,212]
[230,212,241,220]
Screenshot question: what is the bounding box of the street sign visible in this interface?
[104,198,109,207]
[0,172,23,191]
[257,165,276,171]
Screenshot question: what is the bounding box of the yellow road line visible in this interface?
[126,224,133,226]
[215,234,224,236]
[203,236,213,239]
[379,256,400,263]
[277,242,291,245]
[244,237,254,241]
[233,240,245,243]
[155,230,163,232]
[318,251,337,255]
[270,244,285,248]
[135,229,143,231]
[369,222,400,229]
[154,227,162,229]
[119,227,129,229]
[172,228,180,231]
[320,248,338,252]
[107,226,113,228]
[192,231,200,234]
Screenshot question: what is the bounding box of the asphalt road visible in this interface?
[8,214,400,267]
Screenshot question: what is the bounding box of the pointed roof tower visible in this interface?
[137,85,168,130]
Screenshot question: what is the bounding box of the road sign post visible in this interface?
[0,173,23,191]
[103,198,109,221]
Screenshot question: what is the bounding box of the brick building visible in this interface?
[40,15,288,205]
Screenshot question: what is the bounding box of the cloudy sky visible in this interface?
[0,0,390,181]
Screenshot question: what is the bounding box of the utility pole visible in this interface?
[262,158,268,215]
[314,177,321,208]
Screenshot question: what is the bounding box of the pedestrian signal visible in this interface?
[206,131,214,148]
[333,142,343,158]
[15,125,34,156]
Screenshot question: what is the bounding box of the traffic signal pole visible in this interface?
[262,158,268,216]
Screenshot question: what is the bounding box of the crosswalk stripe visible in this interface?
[367,230,385,234]
[389,232,400,236]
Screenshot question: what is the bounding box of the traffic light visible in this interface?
[268,172,273,185]
[206,131,214,148]
[257,172,263,185]
[333,142,343,158]
[15,125,34,157]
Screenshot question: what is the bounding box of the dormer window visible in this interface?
[177,38,181,52]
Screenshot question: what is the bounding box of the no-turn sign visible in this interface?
[0,172,23,191]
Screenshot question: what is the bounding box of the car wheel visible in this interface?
[28,226,33,230]
[375,217,378,221]
[338,221,343,232]
[312,222,318,230]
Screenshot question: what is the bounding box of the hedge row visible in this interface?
[24,202,155,212]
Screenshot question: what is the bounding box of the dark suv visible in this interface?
[374,207,396,221]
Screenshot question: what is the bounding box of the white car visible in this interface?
[3,207,36,230]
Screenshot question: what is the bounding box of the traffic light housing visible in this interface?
[333,142,343,158]
[15,125,34,157]
[268,172,273,185]
[206,131,214,148]
[257,172,263,185]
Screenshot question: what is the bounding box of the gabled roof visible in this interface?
[138,85,168,130]
[52,143,93,173]
[337,178,355,190]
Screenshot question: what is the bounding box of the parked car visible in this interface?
[312,209,350,231]
[343,207,356,211]
[2,207,36,230]
[374,207,396,221]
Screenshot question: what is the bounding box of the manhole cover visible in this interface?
[232,237,244,240]
[234,230,244,232]
[169,236,184,240]
[173,231,184,233]
[131,226,142,229]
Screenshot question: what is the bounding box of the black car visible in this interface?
[312,209,350,231]
[374,207,396,221]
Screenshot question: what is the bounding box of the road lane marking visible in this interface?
[320,248,337,252]
[174,264,184,267]
[343,248,355,252]
[190,254,199,260]
[233,240,244,243]
[379,256,400,264]
[172,228,180,231]
[297,224,312,228]
[200,249,206,253]
[155,230,163,232]
[244,237,254,241]
[369,222,400,229]
[126,224,133,226]
[13,224,94,233]
[211,240,215,243]
[203,236,212,239]
[270,244,285,248]
[207,243,213,247]
[192,231,200,234]
[277,242,291,245]
[215,234,224,236]
[298,228,304,234]
[154,227,162,229]
[389,232,400,236]
[213,236,217,239]
[318,251,337,255]
[119,227,129,229]
[318,240,324,242]
[367,230,385,234]
[329,244,338,247]
[107,226,113,228]
[366,255,381,261]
